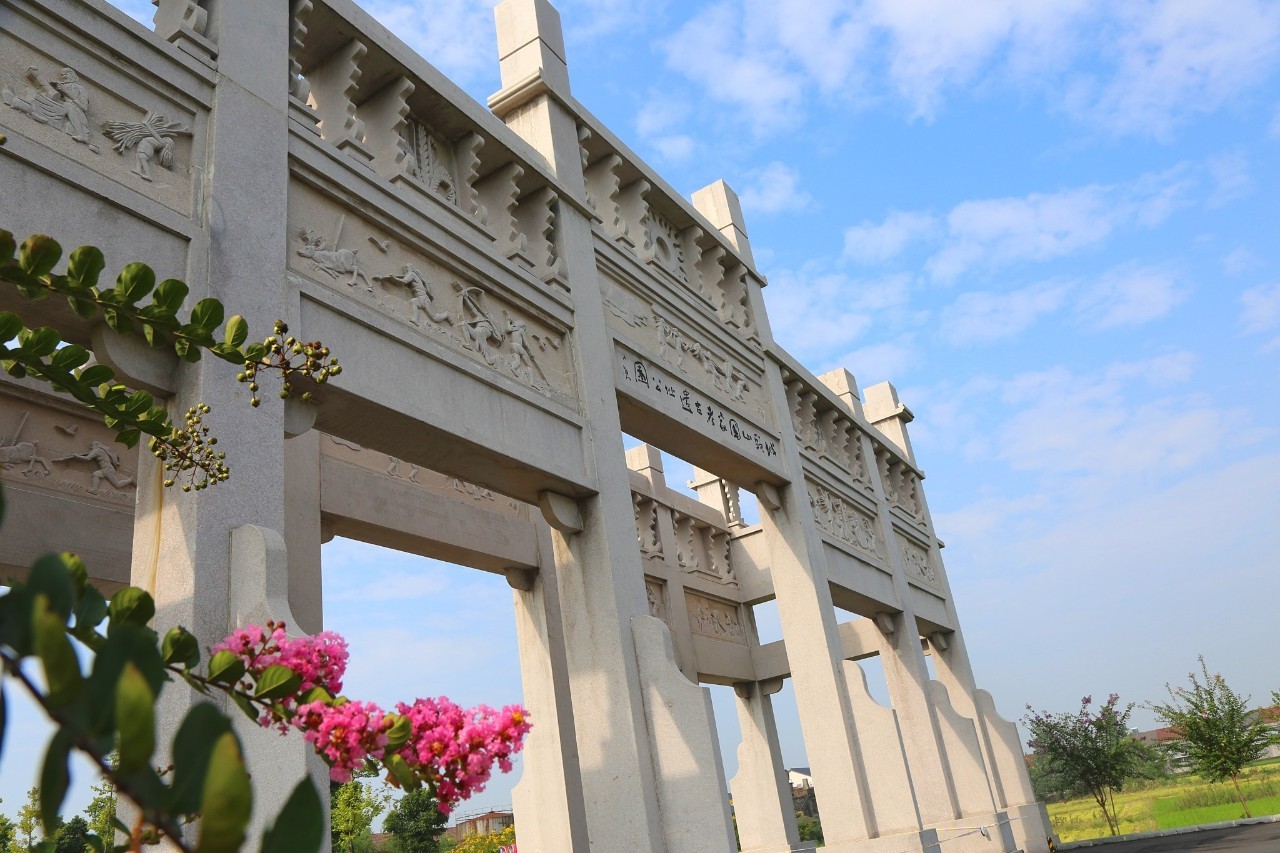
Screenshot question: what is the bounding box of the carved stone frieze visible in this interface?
[288,196,573,402]
[633,493,662,559]
[0,402,136,505]
[404,118,458,205]
[322,436,522,515]
[102,109,190,183]
[685,591,746,644]
[808,480,883,559]
[899,539,938,587]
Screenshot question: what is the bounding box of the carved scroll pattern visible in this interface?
[875,443,923,519]
[808,481,884,560]
[685,591,746,644]
[645,209,687,284]
[634,493,662,559]
[785,371,870,485]
[645,577,668,624]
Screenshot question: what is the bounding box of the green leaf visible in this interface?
[66,245,106,289]
[223,315,249,348]
[107,586,155,633]
[26,552,76,622]
[207,649,247,685]
[152,278,189,315]
[243,342,269,363]
[0,229,15,263]
[297,686,333,706]
[261,778,324,853]
[0,312,22,341]
[20,326,61,358]
[384,752,417,790]
[190,298,225,333]
[39,728,72,835]
[253,664,302,702]
[33,595,82,706]
[194,731,252,853]
[78,364,115,386]
[115,262,157,303]
[68,294,97,319]
[51,344,90,371]
[161,626,201,669]
[231,693,259,723]
[169,702,232,814]
[84,622,164,738]
[384,713,412,750]
[19,234,61,276]
[115,661,156,775]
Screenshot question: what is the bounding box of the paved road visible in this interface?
[1064,821,1280,852]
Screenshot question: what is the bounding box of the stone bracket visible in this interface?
[504,565,537,591]
[538,490,583,534]
[229,523,299,631]
[90,323,177,397]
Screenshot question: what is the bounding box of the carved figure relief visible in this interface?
[55,440,134,493]
[685,591,746,644]
[375,264,451,328]
[0,408,135,501]
[296,220,372,291]
[645,578,667,622]
[900,540,938,586]
[809,481,883,558]
[102,110,189,182]
[503,314,550,391]
[653,308,684,371]
[3,66,98,151]
[455,284,504,366]
[449,477,496,502]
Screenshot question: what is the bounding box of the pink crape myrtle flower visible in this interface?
[293,699,388,783]
[211,621,349,727]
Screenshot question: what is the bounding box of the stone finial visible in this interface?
[818,368,863,418]
[625,444,666,487]
[691,179,754,267]
[863,381,917,464]
[494,0,570,92]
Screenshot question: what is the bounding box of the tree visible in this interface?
[383,788,449,852]
[451,824,515,853]
[85,774,118,845]
[795,813,823,843]
[0,798,16,853]
[330,771,392,853]
[16,787,41,848]
[1023,695,1148,836]
[1149,657,1278,818]
[53,815,90,853]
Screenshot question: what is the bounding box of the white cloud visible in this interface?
[362,1,501,91]
[1066,0,1280,139]
[1240,283,1280,334]
[833,337,917,384]
[843,211,937,264]
[1207,151,1255,208]
[940,281,1072,345]
[1074,265,1188,330]
[1223,248,1262,275]
[736,161,813,215]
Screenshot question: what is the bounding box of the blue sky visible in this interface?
[4,0,1280,832]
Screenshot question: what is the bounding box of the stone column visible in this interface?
[491,2,718,849]
[730,678,799,853]
[127,2,321,843]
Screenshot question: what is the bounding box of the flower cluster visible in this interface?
[211,623,529,813]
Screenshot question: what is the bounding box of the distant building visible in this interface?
[1133,705,1280,762]
[446,809,515,842]
[788,767,814,789]
[788,767,819,818]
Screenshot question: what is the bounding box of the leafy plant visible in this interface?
[1024,695,1149,836]
[0,231,340,490]
[1148,657,1279,817]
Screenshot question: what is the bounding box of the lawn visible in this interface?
[1045,760,1280,842]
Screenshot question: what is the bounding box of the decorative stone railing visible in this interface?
[631,480,738,590]
[284,0,576,293]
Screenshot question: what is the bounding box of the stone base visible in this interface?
[822,828,942,853]
[926,812,1017,853]
[1002,802,1056,853]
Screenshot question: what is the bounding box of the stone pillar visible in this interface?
[509,517,591,852]
[127,2,320,843]
[491,2,726,849]
[729,678,799,853]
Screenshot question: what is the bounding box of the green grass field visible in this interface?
[1045,760,1280,842]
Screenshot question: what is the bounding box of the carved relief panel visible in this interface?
[808,479,884,561]
[645,576,668,624]
[0,31,202,216]
[604,276,772,429]
[0,390,138,506]
[287,185,574,405]
[684,591,747,645]
[898,537,939,588]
